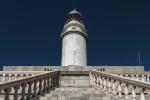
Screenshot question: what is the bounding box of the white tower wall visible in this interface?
[61,33,87,66]
[61,9,87,66]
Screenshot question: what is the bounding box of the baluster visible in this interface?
[147,75,149,82]
[0,75,2,81]
[141,75,145,81]
[89,72,94,86]
[33,81,37,97]
[96,75,99,87]
[55,74,58,87]
[95,74,97,86]
[56,74,59,87]
[57,74,60,87]
[20,84,27,100]
[134,75,137,79]
[8,74,11,81]
[118,82,122,98]
[52,76,55,89]
[38,79,42,94]
[6,74,9,81]
[133,75,136,79]
[3,74,6,82]
[108,79,112,94]
[26,74,29,77]
[131,74,134,79]
[13,86,19,100]
[26,82,32,100]
[43,78,47,92]
[124,83,129,100]
[49,77,52,90]
[92,73,95,86]
[120,74,123,77]
[4,88,11,100]
[54,75,57,88]
[98,75,101,89]
[47,76,50,90]
[112,80,117,96]
[140,88,145,100]
[99,76,103,89]
[51,76,54,90]
[97,75,100,89]
[11,75,15,80]
[125,74,128,78]
[21,74,24,78]
[14,74,18,80]
[136,74,139,80]
[103,78,107,91]
[93,74,96,86]
[131,86,136,100]
[54,75,56,88]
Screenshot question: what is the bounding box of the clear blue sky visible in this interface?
[0,0,150,70]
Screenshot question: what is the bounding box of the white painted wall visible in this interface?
[61,33,87,66]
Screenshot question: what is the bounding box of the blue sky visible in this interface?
[0,0,150,70]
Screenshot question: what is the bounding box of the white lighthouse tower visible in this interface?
[61,9,87,66]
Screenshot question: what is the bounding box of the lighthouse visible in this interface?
[61,9,87,66]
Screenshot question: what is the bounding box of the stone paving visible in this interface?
[39,87,113,100]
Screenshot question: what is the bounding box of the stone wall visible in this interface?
[3,66,145,74]
[88,66,144,73]
[60,71,89,87]
[3,66,60,71]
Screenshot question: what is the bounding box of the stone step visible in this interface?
[39,87,113,100]
[40,96,112,100]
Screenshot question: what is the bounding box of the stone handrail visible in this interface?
[0,71,46,83]
[116,73,150,83]
[90,71,150,100]
[0,71,45,74]
[0,71,60,100]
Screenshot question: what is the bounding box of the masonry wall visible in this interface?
[3,66,145,74]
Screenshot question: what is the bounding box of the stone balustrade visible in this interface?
[0,71,60,100]
[90,71,150,100]
[0,71,45,83]
[117,74,150,83]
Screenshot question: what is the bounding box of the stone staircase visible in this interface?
[39,87,113,100]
